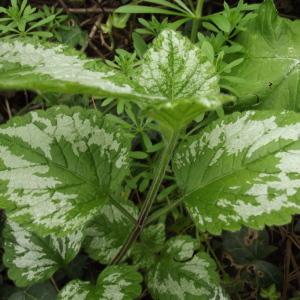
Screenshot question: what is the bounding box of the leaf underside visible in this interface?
[174,110,300,234]
[224,0,300,111]
[0,106,131,236]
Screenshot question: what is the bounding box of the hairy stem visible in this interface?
[111,130,180,264]
[191,0,205,43]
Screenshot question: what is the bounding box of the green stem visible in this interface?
[111,130,180,264]
[145,195,185,226]
[190,0,205,43]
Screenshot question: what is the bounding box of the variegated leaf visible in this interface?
[0,106,131,236]
[3,220,83,287]
[223,0,300,111]
[174,110,300,234]
[57,280,95,300]
[147,236,228,300]
[83,198,138,264]
[0,39,161,102]
[58,265,142,300]
[134,29,232,128]
[131,223,166,270]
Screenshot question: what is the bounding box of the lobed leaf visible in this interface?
[223,0,300,111]
[58,265,142,300]
[0,106,132,236]
[174,110,300,234]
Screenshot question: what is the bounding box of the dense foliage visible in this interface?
[1,0,300,299]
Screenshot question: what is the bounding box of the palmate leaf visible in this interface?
[134,30,231,128]
[0,39,160,102]
[83,198,138,264]
[0,106,132,236]
[147,236,228,299]
[173,110,300,234]
[3,220,83,287]
[58,265,142,300]
[223,0,300,111]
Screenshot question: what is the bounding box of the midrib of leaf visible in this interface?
[182,138,298,199]
[30,232,66,268]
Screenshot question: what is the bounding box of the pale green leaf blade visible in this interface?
[135,29,232,128]
[223,0,300,111]
[0,39,161,102]
[3,220,83,287]
[173,110,300,234]
[83,198,138,264]
[57,280,95,300]
[0,106,132,236]
[58,265,142,300]
[147,236,228,299]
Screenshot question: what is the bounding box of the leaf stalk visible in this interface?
[190,0,205,42]
[111,129,180,264]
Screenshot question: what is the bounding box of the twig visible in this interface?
[81,15,103,52]
[68,7,113,14]
[88,40,105,58]
[283,238,292,300]
[4,98,12,119]
[50,277,59,292]
[58,0,70,13]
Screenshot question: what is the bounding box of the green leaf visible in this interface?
[57,280,95,299]
[83,198,138,264]
[173,110,300,234]
[131,223,165,269]
[0,106,132,236]
[0,39,160,102]
[147,236,228,299]
[3,220,83,287]
[58,265,142,300]
[134,29,232,129]
[7,282,57,300]
[223,0,300,110]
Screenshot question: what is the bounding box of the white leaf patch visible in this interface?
[3,220,83,287]
[174,110,300,234]
[58,280,93,300]
[0,106,131,236]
